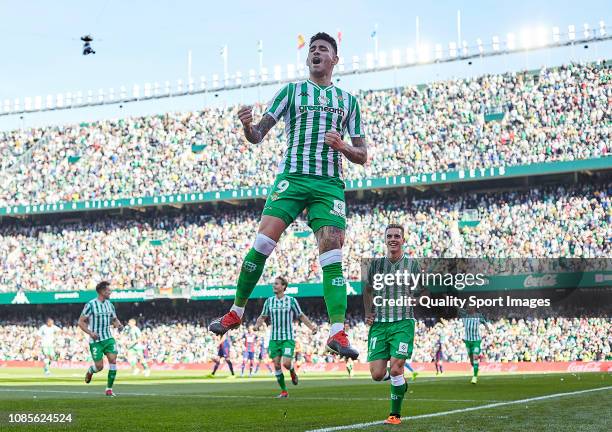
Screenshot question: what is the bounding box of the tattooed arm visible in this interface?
[237,106,277,144]
[324,132,368,165]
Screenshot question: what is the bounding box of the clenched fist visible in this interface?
[324,131,346,151]
[237,105,254,128]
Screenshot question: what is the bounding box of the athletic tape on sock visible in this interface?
[319,249,342,267]
[253,233,277,256]
[109,364,117,371]
[390,375,406,386]
[274,370,283,376]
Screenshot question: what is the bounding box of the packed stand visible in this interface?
[0,62,609,207]
[0,182,609,293]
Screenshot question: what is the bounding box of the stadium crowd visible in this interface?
[1,315,610,365]
[0,62,609,207]
[0,182,609,293]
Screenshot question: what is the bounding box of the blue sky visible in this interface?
[0,0,610,129]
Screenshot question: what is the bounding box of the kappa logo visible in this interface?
[243,261,257,272]
[298,92,309,97]
[11,291,29,304]
[398,342,408,354]
[330,199,346,219]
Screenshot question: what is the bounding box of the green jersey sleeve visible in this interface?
[261,298,270,317]
[346,96,365,138]
[265,84,291,121]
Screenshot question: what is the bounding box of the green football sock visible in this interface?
[390,382,407,416]
[474,362,479,377]
[235,248,268,307]
[322,262,346,323]
[143,361,150,371]
[107,367,117,389]
[275,371,287,391]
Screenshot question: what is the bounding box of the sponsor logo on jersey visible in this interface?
[398,342,409,354]
[330,199,346,219]
[331,277,346,287]
[298,105,345,117]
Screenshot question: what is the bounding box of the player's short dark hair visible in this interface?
[310,32,338,55]
[276,276,288,290]
[95,281,110,293]
[385,224,405,237]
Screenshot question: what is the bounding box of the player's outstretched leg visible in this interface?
[106,363,117,397]
[274,371,288,397]
[209,233,277,335]
[385,374,407,425]
[471,352,479,384]
[142,358,151,377]
[43,357,51,376]
[284,357,298,386]
[85,363,102,384]
[319,248,359,359]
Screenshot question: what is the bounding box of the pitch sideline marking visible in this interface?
[304,385,612,432]
[0,388,497,403]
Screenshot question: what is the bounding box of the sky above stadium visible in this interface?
[0,0,610,129]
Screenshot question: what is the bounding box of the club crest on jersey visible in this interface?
[318,94,329,105]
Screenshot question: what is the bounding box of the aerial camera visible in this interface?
[81,35,96,55]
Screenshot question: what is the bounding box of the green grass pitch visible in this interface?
[0,368,610,431]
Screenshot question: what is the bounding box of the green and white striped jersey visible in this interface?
[367,254,420,323]
[38,325,60,347]
[261,295,303,341]
[126,326,142,348]
[459,309,487,341]
[265,79,365,179]
[80,298,117,342]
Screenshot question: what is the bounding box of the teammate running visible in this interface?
[209,32,368,360]
[38,318,60,376]
[459,306,490,384]
[79,281,124,397]
[241,325,258,377]
[125,319,150,377]
[363,224,421,425]
[254,276,317,398]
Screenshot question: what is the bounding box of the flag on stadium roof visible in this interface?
[297,34,305,49]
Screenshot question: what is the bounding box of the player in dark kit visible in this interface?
[209,334,235,378]
[241,325,258,377]
[434,337,445,375]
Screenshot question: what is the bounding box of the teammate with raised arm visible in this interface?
[209,32,367,360]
